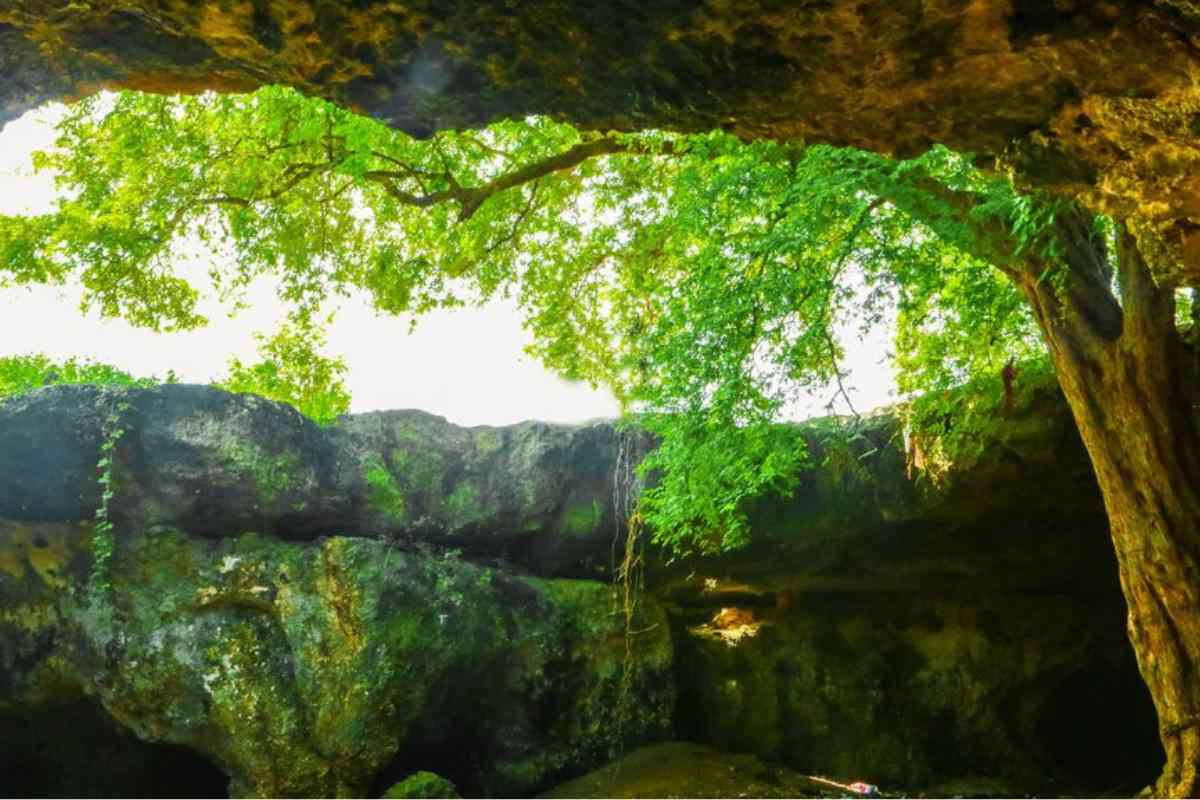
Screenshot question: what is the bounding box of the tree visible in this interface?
[2,86,1198,794]
[216,320,351,426]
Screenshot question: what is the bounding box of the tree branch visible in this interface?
[858,169,1017,273]
[364,136,679,220]
[823,325,860,419]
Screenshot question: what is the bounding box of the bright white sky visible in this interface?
[0,100,896,425]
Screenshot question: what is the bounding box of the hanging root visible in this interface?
[619,511,647,658]
[611,426,646,638]
[607,427,651,788]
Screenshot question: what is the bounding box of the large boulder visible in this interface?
[0,384,644,577]
[0,378,1112,588]
[652,375,1113,597]
[330,407,648,576]
[0,521,674,797]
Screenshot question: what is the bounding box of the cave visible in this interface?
[0,698,228,798]
[1,1,1199,780]
[1033,657,1163,795]
[366,695,495,799]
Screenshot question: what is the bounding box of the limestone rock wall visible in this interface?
[0,385,674,797]
[0,383,1164,795]
[0,384,639,578]
[0,521,674,796]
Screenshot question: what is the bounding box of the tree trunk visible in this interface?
[1015,216,1200,797]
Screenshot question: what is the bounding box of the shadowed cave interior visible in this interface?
[1033,660,1162,794]
[0,696,227,798]
[0,656,1161,798]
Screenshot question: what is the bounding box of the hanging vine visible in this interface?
[608,424,651,771]
[90,397,131,599]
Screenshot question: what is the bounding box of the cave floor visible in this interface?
[540,741,837,799]
[538,741,1147,799]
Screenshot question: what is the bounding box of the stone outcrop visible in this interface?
[0,376,1114,591]
[646,380,1163,793]
[0,382,1164,795]
[1,2,1199,285]
[0,384,640,577]
[671,588,1159,794]
[0,386,675,797]
[0,523,673,796]
[652,376,1116,597]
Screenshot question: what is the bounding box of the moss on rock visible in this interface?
[382,771,460,799]
[0,519,675,797]
[560,500,603,537]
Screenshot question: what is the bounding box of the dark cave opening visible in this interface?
[0,697,228,798]
[1033,658,1163,794]
[366,686,496,800]
[368,725,490,800]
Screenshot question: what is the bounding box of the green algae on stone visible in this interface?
[213,437,299,506]
[473,427,504,458]
[365,458,407,522]
[560,499,603,536]
[388,445,446,513]
[383,771,460,799]
[1,517,675,797]
[443,482,483,528]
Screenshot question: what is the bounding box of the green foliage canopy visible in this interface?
[216,320,351,426]
[1,87,1062,554]
[0,338,347,427]
[0,353,163,399]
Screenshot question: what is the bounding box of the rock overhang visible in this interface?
[1,1,1198,284]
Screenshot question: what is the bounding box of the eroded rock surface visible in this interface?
[0,523,673,796]
[671,590,1159,794]
[0,377,1113,588]
[2,1,1199,284]
[0,382,1164,796]
[0,384,641,577]
[652,377,1114,597]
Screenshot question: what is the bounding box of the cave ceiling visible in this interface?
[2,1,1199,283]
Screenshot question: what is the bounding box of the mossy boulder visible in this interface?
[0,385,335,537]
[330,409,650,576]
[652,372,1113,598]
[0,520,674,797]
[382,772,459,799]
[0,378,1108,592]
[0,385,648,578]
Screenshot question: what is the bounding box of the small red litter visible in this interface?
[804,774,881,797]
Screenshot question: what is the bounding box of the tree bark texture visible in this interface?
[1016,216,1200,797]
